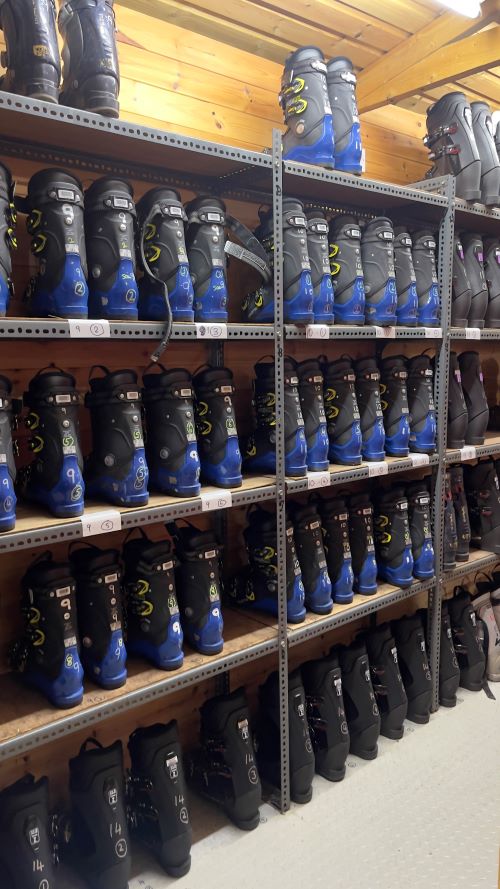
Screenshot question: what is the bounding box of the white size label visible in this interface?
[68,319,111,338]
[460,446,477,461]
[374,326,396,338]
[195,322,228,339]
[410,453,430,467]
[200,490,232,511]
[306,471,331,490]
[465,327,481,340]
[422,327,441,338]
[305,324,330,340]
[368,461,389,477]
[81,510,122,537]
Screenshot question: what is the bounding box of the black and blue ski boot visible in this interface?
[329,215,365,324]
[337,640,381,759]
[365,623,408,740]
[353,357,386,462]
[295,358,329,471]
[406,483,435,579]
[0,775,56,889]
[452,234,472,328]
[348,493,378,595]
[320,496,354,603]
[326,56,363,174]
[379,355,411,456]
[289,501,333,614]
[393,228,418,326]
[193,365,242,488]
[462,232,488,328]
[448,587,486,691]
[412,230,440,326]
[306,208,334,322]
[0,374,17,531]
[301,652,350,781]
[323,356,362,466]
[361,217,397,326]
[0,162,16,316]
[424,92,481,202]
[280,46,334,168]
[59,0,120,117]
[406,353,437,454]
[484,238,500,328]
[185,196,229,322]
[392,613,432,723]
[0,0,60,102]
[374,488,414,588]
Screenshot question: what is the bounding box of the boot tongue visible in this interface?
[194,367,233,388]
[202,688,248,735]
[23,559,73,589]
[28,168,84,202]
[90,369,139,393]
[69,740,124,790]
[71,547,120,575]
[129,720,179,770]
[297,359,322,380]
[143,368,191,390]
[28,370,77,398]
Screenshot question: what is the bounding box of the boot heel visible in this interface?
[81,75,119,117]
[25,62,59,103]
[349,724,379,759]
[291,764,314,804]
[407,691,432,724]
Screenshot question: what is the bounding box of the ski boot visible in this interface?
[189,688,262,829]
[353,357,385,461]
[323,356,362,465]
[406,354,437,454]
[21,368,85,517]
[136,187,194,322]
[452,234,472,327]
[461,233,488,328]
[449,465,471,561]
[193,365,242,487]
[169,521,224,654]
[365,623,408,739]
[85,367,149,506]
[0,774,56,889]
[0,162,16,316]
[470,101,500,207]
[379,356,411,456]
[257,669,315,804]
[280,46,335,168]
[128,721,192,876]
[444,471,458,570]
[392,613,432,724]
[424,92,481,202]
[289,501,333,614]
[142,365,200,497]
[448,587,486,690]
[70,544,127,688]
[305,208,334,322]
[464,459,500,554]
[483,238,500,328]
[301,652,350,781]
[448,352,468,448]
[329,215,365,324]
[361,217,397,326]
[406,483,435,579]
[185,196,230,321]
[10,553,84,708]
[59,0,120,117]
[244,358,307,478]
[320,496,354,603]
[472,591,500,681]
[458,351,489,445]
[0,0,60,102]
[25,168,88,318]
[374,488,414,588]
[436,601,460,707]
[122,531,183,670]
[85,177,138,319]
[295,358,329,471]
[337,640,380,759]
[65,739,131,889]
[0,374,17,531]
[348,493,377,595]
[411,231,440,326]
[326,56,362,174]
[393,228,418,326]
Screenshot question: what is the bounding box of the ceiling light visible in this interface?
[438,0,482,17]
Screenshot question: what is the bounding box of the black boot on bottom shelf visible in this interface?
[449,465,471,561]
[188,688,262,830]
[301,653,350,782]
[365,624,408,740]
[0,775,56,889]
[337,640,380,759]
[448,587,486,691]
[464,459,500,555]
[421,603,460,707]
[257,669,315,805]
[392,613,432,724]
[128,721,192,877]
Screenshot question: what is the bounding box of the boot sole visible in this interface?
[381,725,405,740]
[291,787,313,804]
[406,711,430,724]
[164,856,192,878]
[350,745,378,760]
[439,696,457,707]
[316,766,346,782]
[226,810,261,831]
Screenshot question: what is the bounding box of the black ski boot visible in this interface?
[136,187,194,322]
[365,623,408,740]
[337,640,380,759]
[85,177,138,320]
[0,162,16,316]
[70,544,127,688]
[464,459,500,554]
[66,739,131,889]
[320,496,354,604]
[348,493,377,595]
[392,613,432,724]
[393,228,418,326]
[295,358,329,471]
[84,367,149,507]
[452,234,472,327]
[258,669,315,804]
[461,233,488,328]
[169,521,224,654]
[424,92,481,202]
[411,230,440,326]
[0,0,60,102]
[379,355,410,456]
[301,653,350,781]
[128,721,192,876]
[406,354,437,454]
[0,373,17,531]
[142,366,200,497]
[193,365,242,488]
[470,101,500,207]
[374,488,414,588]
[483,238,500,328]
[429,601,460,707]
[122,532,183,670]
[323,356,362,465]
[361,217,397,326]
[328,215,365,325]
[21,368,85,517]
[305,208,334,323]
[447,351,468,448]
[353,357,386,462]
[59,0,120,117]
[289,501,333,614]
[280,46,334,168]
[0,775,56,889]
[10,553,84,708]
[448,587,486,690]
[449,465,471,561]
[189,688,261,828]
[25,168,88,318]
[444,471,458,570]
[458,351,489,445]
[406,483,435,580]
[326,56,363,174]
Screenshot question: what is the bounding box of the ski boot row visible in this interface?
[445,460,500,567]
[448,350,489,448]
[452,233,500,328]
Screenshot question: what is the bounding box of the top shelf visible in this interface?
[454,199,500,236]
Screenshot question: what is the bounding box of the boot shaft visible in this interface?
[281,198,313,315]
[451,234,472,327]
[123,536,179,645]
[483,239,500,327]
[353,357,385,460]
[200,688,260,791]
[425,92,481,202]
[348,493,376,573]
[0,162,16,312]
[406,354,437,453]
[305,208,333,320]
[85,367,147,482]
[470,101,500,207]
[245,506,302,598]
[326,56,362,172]
[0,373,17,483]
[457,350,488,446]
[449,465,471,558]
[448,588,486,675]
[392,613,432,707]
[0,775,56,889]
[448,351,468,448]
[444,470,458,567]
[337,640,380,734]
[295,358,328,467]
[0,0,60,101]
[185,196,228,319]
[461,232,488,327]
[173,524,223,621]
[361,217,397,325]
[365,623,408,716]
[301,652,350,776]
[328,214,365,324]
[142,367,200,484]
[374,489,412,565]
[59,0,120,116]
[464,458,500,544]
[406,483,434,565]
[320,496,352,587]
[193,365,240,473]
[379,356,410,454]
[393,228,418,325]
[289,502,329,595]
[280,46,334,168]
[323,356,361,446]
[70,544,124,660]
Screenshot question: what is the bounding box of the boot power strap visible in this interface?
[224,215,272,282]
[187,206,225,226]
[157,201,187,222]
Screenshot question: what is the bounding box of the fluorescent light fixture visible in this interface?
[438,0,481,17]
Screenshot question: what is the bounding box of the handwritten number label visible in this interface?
[465,327,481,340]
[460,445,477,461]
[422,327,441,338]
[81,510,122,537]
[195,322,228,339]
[410,454,430,467]
[305,324,330,340]
[374,326,395,338]
[306,471,331,489]
[200,490,232,511]
[68,319,111,338]
[368,461,389,477]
